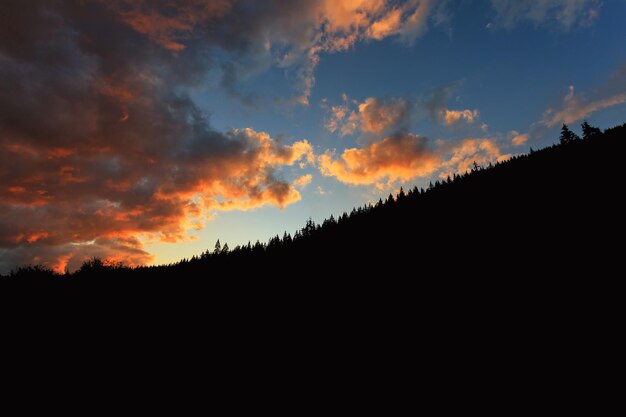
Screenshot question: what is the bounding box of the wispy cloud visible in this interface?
[488,0,602,29]
[543,83,626,127]
[510,64,626,146]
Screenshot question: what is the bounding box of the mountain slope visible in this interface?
[5,123,626,280]
[166,122,625,278]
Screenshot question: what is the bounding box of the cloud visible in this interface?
[294,174,313,188]
[277,0,442,104]
[321,0,437,44]
[319,132,509,187]
[21,0,440,108]
[543,64,626,128]
[359,98,413,133]
[323,95,414,136]
[322,95,354,135]
[397,0,437,42]
[367,8,404,40]
[112,0,233,52]
[318,88,502,188]
[323,88,483,135]
[280,0,441,105]
[442,109,480,126]
[316,186,330,196]
[319,133,437,186]
[423,83,482,127]
[0,236,155,274]
[489,0,602,29]
[543,84,626,127]
[0,119,312,272]
[0,1,319,272]
[439,138,511,177]
[133,0,442,106]
[420,83,485,129]
[364,0,438,43]
[511,132,529,146]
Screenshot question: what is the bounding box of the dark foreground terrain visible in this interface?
[3,124,623,376]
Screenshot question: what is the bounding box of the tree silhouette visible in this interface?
[560,124,580,144]
[581,121,601,141]
[397,187,406,202]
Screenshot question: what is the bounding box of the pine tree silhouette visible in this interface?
[560,124,580,144]
[581,121,601,141]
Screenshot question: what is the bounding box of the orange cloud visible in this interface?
[323,95,412,136]
[112,0,233,52]
[440,138,511,176]
[359,97,411,133]
[322,96,361,136]
[323,0,435,44]
[319,132,510,187]
[442,109,480,126]
[1,122,312,272]
[511,133,529,146]
[180,128,314,212]
[324,90,485,138]
[367,8,403,39]
[26,232,49,244]
[107,1,440,106]
[0,1,447,273]
[320,0,387,35]
[292,0,439,104]
[324,104,349,133]
[207,182,302,212]
[294,174,313,188]
[57,237,155,273]
[319,133,439,186]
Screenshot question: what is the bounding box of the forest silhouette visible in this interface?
[3,121,625,282]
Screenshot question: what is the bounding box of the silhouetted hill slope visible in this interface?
[161,122,625,279]
[3,122,626,283]
[6,126,623,391]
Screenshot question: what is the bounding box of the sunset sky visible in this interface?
[1,0,625,273]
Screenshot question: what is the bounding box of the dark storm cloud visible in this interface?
[0,0,314,272]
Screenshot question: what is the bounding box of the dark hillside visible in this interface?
[4,124,623,350]
[162,122,625,280]
[4,122,626,283]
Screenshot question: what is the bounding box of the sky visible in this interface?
[1,0,626,273]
